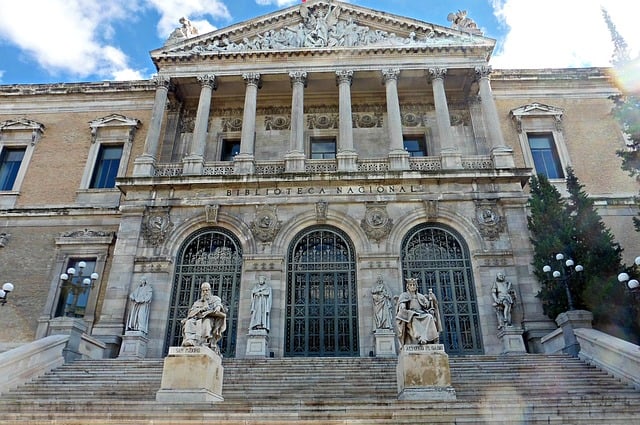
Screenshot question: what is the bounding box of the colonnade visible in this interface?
[133,66,511,177]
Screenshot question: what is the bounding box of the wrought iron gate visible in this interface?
[401,224,483,355]
[164,228,242,356]
[285,226,359,356]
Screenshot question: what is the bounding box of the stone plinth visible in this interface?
[556,309,593,357]
[118,331,148,359]
[373,329,397,357]
[245,329,269,357]
[497,326,527,354]
[156,346,224,402]
[396,344,456,400]
[47,317,88,362]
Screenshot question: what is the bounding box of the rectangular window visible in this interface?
[221,139,240,161]
[90,145,123,188]
[55,258,97,318]
[527,133,564,179]
[0,147,26,191]
[310,138,336,159]
[403,136,427,157]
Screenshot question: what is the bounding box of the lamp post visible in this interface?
[617,256,640,302]
[59,261,98,317]
[542,253,584,311]
[0,282,14,306]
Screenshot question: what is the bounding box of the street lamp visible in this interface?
[0,282,14,306]
[59,261,99,317]
[542,253,584,311]
[617,255,640,301]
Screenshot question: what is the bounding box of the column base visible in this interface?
[388,150,410,171]
[396,344,456,400]
[497,326,527,354]
[245,329,269,358]
[132,154,156,177]
[374,329,397,357]
[491,146,515,169]
[284,151,306,173]
[234,154,255,175]
[441,150,463,169]
[337,150,358,172]
[182,155,204,175]
[156,346,224,403]
[118,331,148,359]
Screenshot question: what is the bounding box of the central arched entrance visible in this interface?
[401,223,483,355]
[285,226,359,356]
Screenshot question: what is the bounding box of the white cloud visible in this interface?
[490,0,639,69]
[146,0,231,38]
[0,0,146,81]
[255,0,299,7]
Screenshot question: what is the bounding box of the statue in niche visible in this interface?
[396,278,442,347]
[371,275,394,330]
[491,272,516,329]
[126,277,153,334]
[181,282,227,353]
[249,275,272,332]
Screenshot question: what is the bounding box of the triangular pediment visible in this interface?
[510,103,564,118]
[152,0,494,62]
[89,114,140,129]
[0,118,45,133]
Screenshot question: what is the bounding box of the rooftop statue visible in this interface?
[165,17,200,45]
[447,10,482,35]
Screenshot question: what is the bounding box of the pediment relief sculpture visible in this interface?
[160,1,490,59]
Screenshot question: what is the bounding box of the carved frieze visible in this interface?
[307,113,338,130]
[361,203,393,243]
[222,117,243,132]
[353,112,383,128]
[474,201,505,240]
[265,115,291,130]
[142,208,174,247]
[250,206,282,243]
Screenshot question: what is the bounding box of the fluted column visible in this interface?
[429,68,461,169]
[133,75,170,176]
[183,74,216,175]
[475,66,514,169]
[336,70,357,171]
[235,72,261,175]
[285,71,307,173]
[382,68,409,171]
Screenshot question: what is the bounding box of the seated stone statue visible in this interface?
[181,282,227,353]
[396,278,442,347]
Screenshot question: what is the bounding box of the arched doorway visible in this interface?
[164,227,243,356]
[401,224,483,355]
[285,226,359,356]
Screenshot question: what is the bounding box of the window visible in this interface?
[310,138,336,159]
[54,258,97,318]
[403,136,427,157]
[0,147,26,190]
[527,133,564,179]
[90,145,123,188]
[221,139,240,161]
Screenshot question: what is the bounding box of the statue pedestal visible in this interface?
[118,331,148,359]
[373,329,397,357]
[245,329,269,357]
[497,326,527,355]
[396,344,456,401]
[156,346,224,403]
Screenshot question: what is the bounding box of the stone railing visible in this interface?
[152,155,494,177]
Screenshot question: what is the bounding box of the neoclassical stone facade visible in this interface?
[0,0,636,358]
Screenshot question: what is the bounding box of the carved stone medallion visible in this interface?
[250,206,282,243]
[142,208,174,247]
[473,201,505,240]
[361,203,393,243]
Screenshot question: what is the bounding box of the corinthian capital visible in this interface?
[428,67,447,80]
[152,75,171,89]
[474,66,492,79]
[197,74,217,89]
[335,70,354,86]
[242,72,262,88]
[381,68,400,84]
[289,71,308,87]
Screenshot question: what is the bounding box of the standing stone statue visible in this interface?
[182,282,227,353]
[249,275,272,332]
[396,278,442,347]
[126,277,153,334]
[492,272,516,329]
[371,275,394,330]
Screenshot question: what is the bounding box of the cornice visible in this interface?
[0,80,156,97]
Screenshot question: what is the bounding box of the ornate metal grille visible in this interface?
[401,224,483,355]
[285,226,358,356]
[164,228,242,356]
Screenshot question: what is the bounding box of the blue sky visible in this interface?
[0,0,637,85]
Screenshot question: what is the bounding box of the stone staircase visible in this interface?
[2,354,639,424]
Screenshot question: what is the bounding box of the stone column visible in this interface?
[183,74,216,175]
[336,70,358,171]
[133,76,170,176]
[235,72,261,175]
[382,68,409,171]
[429,68,461,169]
[475,66,514,169]
[285,71,307,173]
